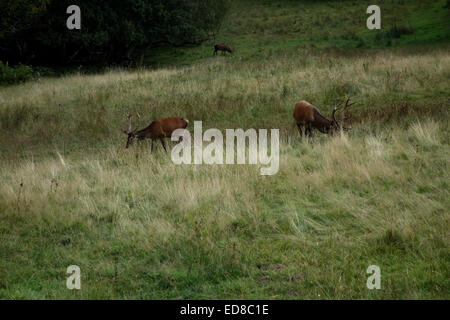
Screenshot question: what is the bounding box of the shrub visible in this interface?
[387,25,414,39]
[0,61,33,85]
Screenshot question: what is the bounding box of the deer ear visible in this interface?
[123,130,128,134]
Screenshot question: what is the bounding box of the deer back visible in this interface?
[141,117,189,138]
[215,44,232,52]
[293,101,316,123]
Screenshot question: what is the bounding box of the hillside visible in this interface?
[146,0,450,67]
[0,0,449,299]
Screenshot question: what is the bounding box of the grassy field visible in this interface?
[146,0,450,67]
[0,0,449,299]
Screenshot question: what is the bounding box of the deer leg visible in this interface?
[307,123,313,137]
[151,139,155,153]
[160,138,167,153]
[296,123,303,138]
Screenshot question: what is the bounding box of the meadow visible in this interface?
[0,0,449,299]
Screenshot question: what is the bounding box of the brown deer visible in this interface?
[293,97,355,138]
[213,44,233,55]
[123,114,189,152]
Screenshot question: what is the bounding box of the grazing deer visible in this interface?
[123,114,189,152]
[293,97,355,138]
[213,44,233,55]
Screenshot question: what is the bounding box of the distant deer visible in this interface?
[293,97,355,138]
[123,114,189,152]
[213,44,233,55]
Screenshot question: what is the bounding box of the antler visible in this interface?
[332,97,356,129]
[341,97,356,131]
[124,113,140,134]
[342,97,356,125]
[126,114,132,134]
[133,112,141,132]
[332,99,343,124]
[343,97,356,111]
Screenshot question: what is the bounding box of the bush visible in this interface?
[387,25,414,39]
[373,24,414,47]
[0,61,33,85]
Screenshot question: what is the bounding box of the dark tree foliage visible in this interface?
[0,0,229,66]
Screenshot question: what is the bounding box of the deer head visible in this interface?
[331,97,355,133]
[123,113,140,148]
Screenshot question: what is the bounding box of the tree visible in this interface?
[0,0,229,66]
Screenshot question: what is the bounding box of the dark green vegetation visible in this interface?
[0,0,228,68]
[0,62,33,85]
[0,0,449,299]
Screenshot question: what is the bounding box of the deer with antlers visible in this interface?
[293,97,355,138]
[123,114,189,152]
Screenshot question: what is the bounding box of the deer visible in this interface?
[213,44,233,55]
[123,114,189,152]
[293,97,355,138]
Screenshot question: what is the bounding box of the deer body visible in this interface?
[293,101,333,136]
[293,98,354,138]
[124,116,189,151]
[213,44,233,55]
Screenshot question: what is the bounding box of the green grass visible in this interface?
[0,0,449,299]
[145,0,450,67]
